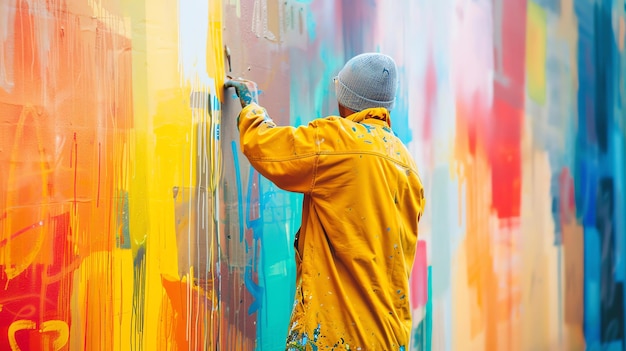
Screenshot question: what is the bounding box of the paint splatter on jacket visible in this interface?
[238,103,425,350]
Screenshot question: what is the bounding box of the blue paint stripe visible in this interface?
[584,226,601,348]
[232,140,245,242]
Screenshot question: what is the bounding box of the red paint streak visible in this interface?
[0,220,45,247]
[467,93,486,155]
[45,213,80,284]
[490,100,522,218]
[489,0,527,219]
[410,240,428,308]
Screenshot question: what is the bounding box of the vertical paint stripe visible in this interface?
[426,266,433,351]
[526,1,548,104]
[232,140,245,242]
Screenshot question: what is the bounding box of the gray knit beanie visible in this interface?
[335,53,397,112]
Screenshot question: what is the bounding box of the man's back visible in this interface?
[237,104,425,349]
[286,108,423,350]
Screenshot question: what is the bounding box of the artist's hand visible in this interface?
[225,78,258,108]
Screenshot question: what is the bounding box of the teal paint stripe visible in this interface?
[426,266,432,351]
[231,141,245,242]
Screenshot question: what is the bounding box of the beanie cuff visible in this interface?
[335,77,396,112]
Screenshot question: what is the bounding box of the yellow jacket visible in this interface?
[238,103,425,350]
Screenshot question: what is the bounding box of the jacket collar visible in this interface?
[346,107,391,127]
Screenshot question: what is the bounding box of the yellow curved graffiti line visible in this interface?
[8,320,36,351]
[8,319,69,351]
[2,105,51,280]
[40,320,70,351]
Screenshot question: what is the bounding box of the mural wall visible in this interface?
[1,0,624,350]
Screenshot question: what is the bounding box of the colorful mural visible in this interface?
[1,0,624,350]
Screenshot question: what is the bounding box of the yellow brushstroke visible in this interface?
[118,0,226,349]
[39,320,70,351]
[7,319,69,351]
[526,1,547,104]
[112,248,134,350]
[207,0,226,102]
[8,320,37,351]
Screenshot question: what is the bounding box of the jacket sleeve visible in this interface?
[237,103,319,193]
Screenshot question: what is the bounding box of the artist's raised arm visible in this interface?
[235,103,319,193]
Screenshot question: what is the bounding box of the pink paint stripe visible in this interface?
[410,240,428,308]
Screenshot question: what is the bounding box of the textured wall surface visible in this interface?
[1,0,625,350]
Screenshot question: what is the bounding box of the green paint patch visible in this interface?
[116,190,131,249]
